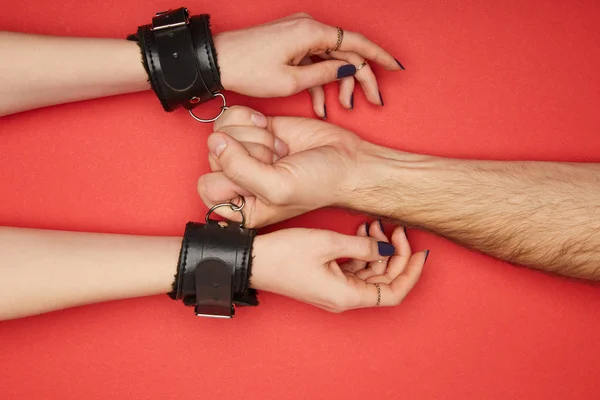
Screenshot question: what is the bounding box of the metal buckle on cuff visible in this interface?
[195,307,235,319]
[151,7,190,31]
[188,92,228,123]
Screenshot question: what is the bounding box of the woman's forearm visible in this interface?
[0,227,179,320]
[0,32,149,116]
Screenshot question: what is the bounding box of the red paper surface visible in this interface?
[1,1,600,399]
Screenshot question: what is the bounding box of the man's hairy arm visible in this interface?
[345,143,600,280]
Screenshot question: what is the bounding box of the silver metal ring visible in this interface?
[228,196,245,212]
[205,196,246,227]
[188,92,228,123]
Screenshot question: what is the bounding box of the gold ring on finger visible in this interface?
[326,26,344,54]
[356,60,368,71]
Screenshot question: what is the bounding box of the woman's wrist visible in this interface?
[212,32,236,92]
[248,235,271,292]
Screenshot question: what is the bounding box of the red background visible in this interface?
[1,0,600,398]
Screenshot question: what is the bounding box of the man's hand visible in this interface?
[214,13,404,117]
[198,106,368,227]
[199,107,600,280]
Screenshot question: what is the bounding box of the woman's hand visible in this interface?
[250,223,427,312]
[214,13,404,118]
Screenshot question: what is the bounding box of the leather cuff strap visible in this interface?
[137,8,223,112]
[170,221,258,318]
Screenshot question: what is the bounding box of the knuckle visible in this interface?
[357,238,375,258]
[354,32,366,42]
[256,130,273,147]
[369,51,381,65]
[196,176,215,204]
[225,159,246,182]
[295,17,321,38]
[319,64,330,82]
[257,146,273,163]
[321,230,341,249]
[281,76,299,96]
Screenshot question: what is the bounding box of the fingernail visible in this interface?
[337,64,357,79]
[377,219,384,232]
[424,250,430,263]
[322,104,327,120]
[377,241,395,257]
[274,137,288,157]
[349,93,354,110]
[251,111,268,128]
[364,222,370,237]
[208,135,227,157]
[394,58,405,70]
[379,91,385,106]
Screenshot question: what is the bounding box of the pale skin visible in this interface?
[0,226,426,320]
[0,14,425,320]
[0,13,402,117]
[200,106,600,280]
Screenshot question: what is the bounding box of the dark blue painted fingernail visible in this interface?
[424,249,430,263]
[379,91,385,106]
[394,58,405,70]
[322,104,327,120]
[337,64,357,79]
[378,241,395,256]
[349,93,354,110]
[364,222,370,237]
[378,220,384,232]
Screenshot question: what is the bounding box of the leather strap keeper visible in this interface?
[170,221,258,318]
[137,8,223,112]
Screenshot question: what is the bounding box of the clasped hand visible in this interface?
[197,107,428,312]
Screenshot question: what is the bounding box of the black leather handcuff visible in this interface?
[136,7,228,123]
[169,198,258,318]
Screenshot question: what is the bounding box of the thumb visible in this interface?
[291,61,357,91]
[207,132,279,197]
[323,232,396,262]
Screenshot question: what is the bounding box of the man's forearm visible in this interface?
[0,227,179,320]
[0,32,149,116]
[348,143,600,279]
